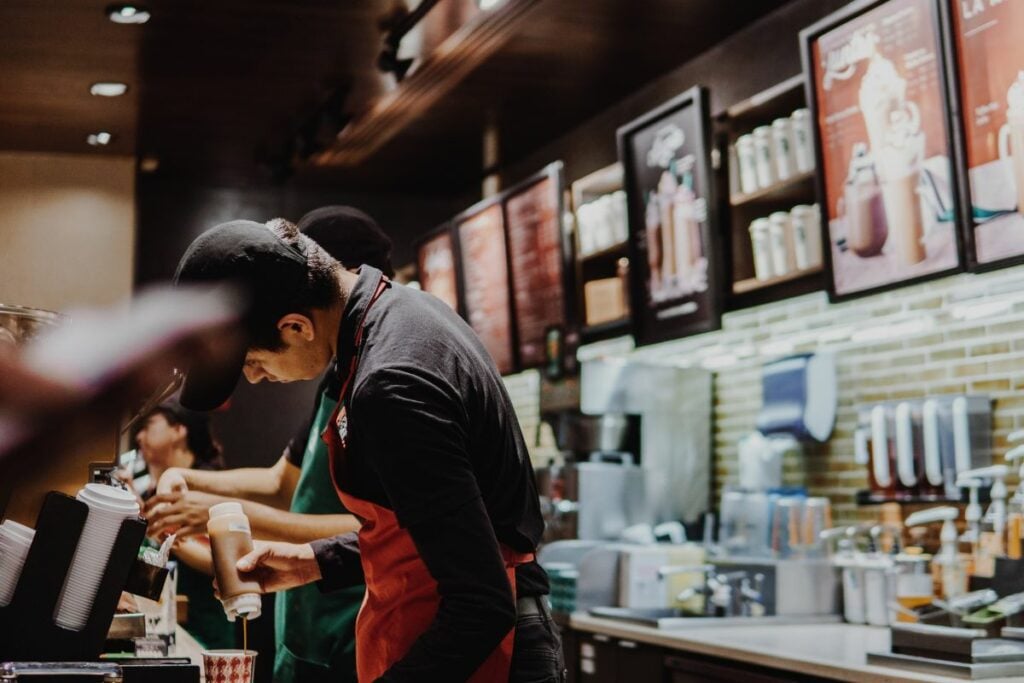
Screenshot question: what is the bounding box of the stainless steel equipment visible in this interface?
[0,304,60,349]
[580,359,713,526]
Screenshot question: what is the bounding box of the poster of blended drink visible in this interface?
[416,226,460,312]
[617,86,720,345]
[803,0,962,299]
[947,0,1024,267]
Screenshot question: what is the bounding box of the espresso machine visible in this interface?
[536,411,643,542]
[537,358,713,542]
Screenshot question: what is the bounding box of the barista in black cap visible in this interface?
[147,207,392,683]
[171,218,562,682]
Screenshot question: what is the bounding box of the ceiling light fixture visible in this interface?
[106,4,151,24]
[87,132,114,146]
[90,82,129,97]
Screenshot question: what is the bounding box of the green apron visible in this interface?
[273,391,364,683]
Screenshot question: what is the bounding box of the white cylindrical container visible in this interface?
[749,218,773,281]
[753,126,776,189]
[772,117,796,181]
[792,108,815,173]
[768,211,794,277]
[736,135,759,195]
[836,554,867,625]
[863,555,894,626]
[789,204,822,270]
[728,144,741,197]
[0,520,35,606]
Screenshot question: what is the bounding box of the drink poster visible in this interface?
[804,0,962,299]
[504,167,568,368]
[455,202,515,374]
[416,227,460,311]
[949,0,1024,266]
[617,86,721,345]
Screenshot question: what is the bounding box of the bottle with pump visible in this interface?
[1005,429,1024,558]
[956,476,984,574]
[959,465,1009,577]
[905,506,966,599]
[207,501,263,622]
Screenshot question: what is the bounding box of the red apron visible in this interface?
[325,275,532,682]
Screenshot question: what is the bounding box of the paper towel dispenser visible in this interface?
[756,352,836,443]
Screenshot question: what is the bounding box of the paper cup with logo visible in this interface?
[202,649,257,683]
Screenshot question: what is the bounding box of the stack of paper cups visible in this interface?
[54,484,140,630]
[0,520,36,606]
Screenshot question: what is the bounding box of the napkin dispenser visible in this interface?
[756,352,837,443]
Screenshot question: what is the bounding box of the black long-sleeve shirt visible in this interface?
[310,267,548,682]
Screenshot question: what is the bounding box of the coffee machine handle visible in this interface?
[922,399,944,487]
[871,405,892,487]
[895,402,917,488]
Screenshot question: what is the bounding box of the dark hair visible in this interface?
[297,206,395,278]
[252,218,340,351]
[153,403,225,470]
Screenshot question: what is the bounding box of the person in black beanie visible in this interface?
[146,206,394,683]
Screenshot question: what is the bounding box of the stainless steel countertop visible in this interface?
[569,613,1023,683]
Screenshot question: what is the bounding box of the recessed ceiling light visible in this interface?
[87,132,114,146]
[106,4,150,24]
[90,82,129,97]
[139,156,160,173]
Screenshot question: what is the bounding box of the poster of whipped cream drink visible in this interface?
[804,0,962,298]
[947,0,1024,266]
[618,86,720,345]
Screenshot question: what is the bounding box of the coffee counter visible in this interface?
[569,613,1019,682]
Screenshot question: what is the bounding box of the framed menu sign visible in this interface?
[801,0,964,301]
[416,224,460,311]
[454,200,516,375]
[941,0,1024,269]
[617,85,721,346]
[503,162,573,368]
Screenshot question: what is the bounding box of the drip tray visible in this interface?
[868,651,1024,680]
[588,607,840,629]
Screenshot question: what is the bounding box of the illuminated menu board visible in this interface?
[504,167,568,368]
[455,202,515,374]
[416,226,460,311]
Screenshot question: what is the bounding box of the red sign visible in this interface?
[417,229,459,311]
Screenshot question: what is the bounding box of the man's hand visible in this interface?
[232,541,322,594]
[156,468,189,496]
[145,489,227,539]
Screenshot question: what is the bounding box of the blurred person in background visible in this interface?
[133,399,234,650]
[146,206,393,683]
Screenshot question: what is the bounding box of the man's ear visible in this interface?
[277,313,316,342]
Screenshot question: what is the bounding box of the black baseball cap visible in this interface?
[297,205,394,278]
[173,219,311,411]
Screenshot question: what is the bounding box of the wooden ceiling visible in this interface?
[0,0,791,194]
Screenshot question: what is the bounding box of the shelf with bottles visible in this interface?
[717,75,824,311]
[571,163,629,263]
[729,168,816,207]
[733,265,823,295]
